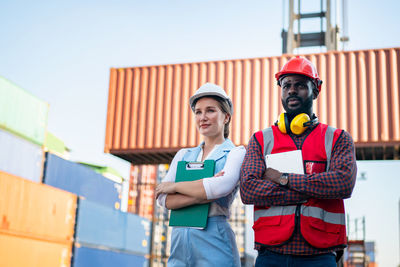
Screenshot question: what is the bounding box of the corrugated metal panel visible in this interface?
[75,198,151,255]
[0,76,49,146]
[0,233,72,267]
[130,164,157,185]
[44,131,70,159]
[0,128,44,182]
[127,183,155,220]
[43,153,121,208]
[0,170,77,242]
[105,47,400,164]
[73,245,148,267]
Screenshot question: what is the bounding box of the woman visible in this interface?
[155,83,245,267]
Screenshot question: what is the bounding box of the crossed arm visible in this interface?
[239,132,357,206]
[156,146,246,210]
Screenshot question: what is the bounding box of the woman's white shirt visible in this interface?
[156,146,246,208]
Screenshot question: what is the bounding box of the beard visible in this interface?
[282,95,313,117]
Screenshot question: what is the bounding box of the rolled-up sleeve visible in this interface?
[202,146,246,199]
[288,131,357,199]
[240,134,310,206]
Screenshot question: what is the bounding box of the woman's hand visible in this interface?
[155,182,176,199]
[155,172,223,200]
[214,170,225,177]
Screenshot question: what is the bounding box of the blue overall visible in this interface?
[168,139,240,267]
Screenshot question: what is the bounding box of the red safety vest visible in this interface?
[253,123,347,249]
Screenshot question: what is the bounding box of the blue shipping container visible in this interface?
[0,128,43,182]
[43,153,120,208]
[73,245,148,267]
[75,199,151,255]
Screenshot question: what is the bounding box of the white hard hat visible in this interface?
[189,83,233,114]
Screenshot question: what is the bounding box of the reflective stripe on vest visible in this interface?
[301,205,345,225]
[325,125,336,171]
[254,206,297,222]
[262,127,274,156]
[255,205,345,226]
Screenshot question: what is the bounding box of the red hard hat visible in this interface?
[275,56,322,92]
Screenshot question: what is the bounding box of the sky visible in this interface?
[1,0,400,266]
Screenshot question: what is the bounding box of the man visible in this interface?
[240,56,357,266]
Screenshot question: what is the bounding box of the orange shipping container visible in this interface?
[127,183,155,220]
[105,47,400,164]
[0,170,77,243]
[130,164,157,185]
[0,233,72,267]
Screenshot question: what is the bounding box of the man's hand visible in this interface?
[263,168,282,184]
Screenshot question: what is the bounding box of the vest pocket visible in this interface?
[301,205,343,234]
[253,207,296,246]
[253,206,284,226]
[306,216,341,234]
[301,216,344,248]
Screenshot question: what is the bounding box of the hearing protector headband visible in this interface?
[275,113,318,135]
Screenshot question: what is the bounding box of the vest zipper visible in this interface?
[295,204,301,232]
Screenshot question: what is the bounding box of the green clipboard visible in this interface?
[169,160,215,229]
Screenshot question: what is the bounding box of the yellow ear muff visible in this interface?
[277,113,287,134]
[290,113,311,135]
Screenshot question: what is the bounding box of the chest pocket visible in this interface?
[304,161,327,174]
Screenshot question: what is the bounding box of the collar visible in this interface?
[185,139,234,162]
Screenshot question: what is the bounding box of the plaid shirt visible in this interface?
[240,124,357,255]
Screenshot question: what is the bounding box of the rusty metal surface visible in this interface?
[105,47,400,163]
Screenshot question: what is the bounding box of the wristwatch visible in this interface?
[279,173,289,186]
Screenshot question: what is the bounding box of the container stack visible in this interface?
[0,171,77,267]
[43,153,122,210]
[127,164,157,220]
[73,198,151,267]
[0,76,48,182]
[1,76,152,267]
[150,165,172,267]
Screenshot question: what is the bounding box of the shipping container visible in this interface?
[130,164,158,185]
[43,153,121,209]
[229,192,246,221]
[0,170,77,242]
[0,233,72,267]
[151,257,168,267]
[78,162,124,183]
[0,128,44,182]
[44,131,70,159]
[73,245,148,267]
[75,198,151,256]
[127,183,155,220]
[229,192,247,259]
[151,220,172,258]
[0,75,49,146]
[105,47,400,164]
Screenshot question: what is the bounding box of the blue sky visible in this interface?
[1,0,400,266]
